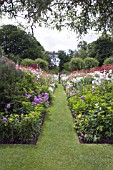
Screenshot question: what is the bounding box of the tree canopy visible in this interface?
[1,0,113,35]
[88,35,113,65]
[0,24,45,62]
[77,41,88,51]
[57,50,73,72]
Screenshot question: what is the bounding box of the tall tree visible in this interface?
[88,35,113,65]
[74,49,88,59]
[47,51,59,67]
[57,50,72,72]
[67,49,74,58]
[76,41,88,59]
[0,25,45,61]
[1,0,113,35]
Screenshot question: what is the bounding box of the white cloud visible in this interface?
[34,27,78,51]
[34,27,100,52]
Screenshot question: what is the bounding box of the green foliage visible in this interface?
[0,85,113,170]
[49,66,59,74]
[35,58,48,71]
[84,57,99,69]
[63,61,70,73]
[68,81,113,143]
[88,35,113,65]
[1,85,113,170]
[46,50,73,73]
[103,57,113,65]
[0,107,43,143]
[0,58,25,115]
[57,50,71,72]
[69,57,84,71]
[6,53,21,64]
[0,25,45,61]
[77,41,88,51]
[74,49,88,59]
[0,58,52,143]
[1,1,113,35]
[0,46,4,56]
[21,58,35,66]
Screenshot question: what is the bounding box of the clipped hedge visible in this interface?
[103,57,113,65]
[84,57,99,69]
[21,58,35,66]
[69,57,84,71]
[34,58,48,71]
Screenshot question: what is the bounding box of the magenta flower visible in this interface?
[79,132,84,137]
[6,103,11,108]
[44,93,49,100]
[45,101,50,107]
[38,94,42,98]
[34,96,40,103]
[32,102,37,106]
[26,94,32,98]
[2,117,9,122]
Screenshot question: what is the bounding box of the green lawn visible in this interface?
[0,85,113,170]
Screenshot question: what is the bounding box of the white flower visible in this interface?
[95,103,98,106]
[48,87,54,93]
[109,69,112,74]
[99,107,102,110]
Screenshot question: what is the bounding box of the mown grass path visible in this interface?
[0,85,113,170]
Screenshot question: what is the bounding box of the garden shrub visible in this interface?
[21,58,35,66]
[6,53,21,64]
[84,57,99,69]
[63,62,70,71]
[103,57,113,65]
[0,106,44,143]
[68,81,113,143]
[69,57,84,71]
[34,58,48,71]
[0,56,16,67]
[0,59,52,143]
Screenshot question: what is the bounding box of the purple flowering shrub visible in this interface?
[32,92,50,106]
[0,59,52,143]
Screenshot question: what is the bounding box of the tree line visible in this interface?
[0,24,113,73]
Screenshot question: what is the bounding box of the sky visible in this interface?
[0,16,100,52]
